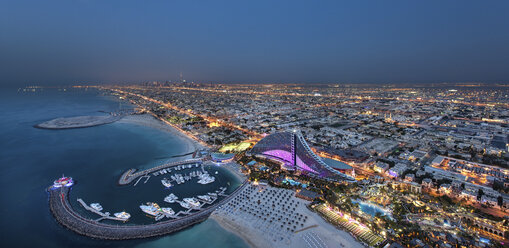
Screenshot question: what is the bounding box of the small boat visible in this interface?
[161,207,175,215]
[183,198,201,208]
[90,203,103,211]
[161,178,172,188]
[197,195,213,203]
[114,211,130,220]
[164,193,178,203]
[140,202,160,216]
[179,201,191,209]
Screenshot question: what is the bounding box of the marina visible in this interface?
[48,176,248,240]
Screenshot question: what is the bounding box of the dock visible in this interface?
[76,199,127,222]
[118,158,203,185]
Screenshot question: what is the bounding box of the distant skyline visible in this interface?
[1,0,509,86]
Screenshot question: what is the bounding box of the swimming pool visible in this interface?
[352,199,391,218]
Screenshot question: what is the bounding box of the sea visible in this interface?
[0,87,248,248]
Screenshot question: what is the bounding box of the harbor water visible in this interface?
[0,87,248,248]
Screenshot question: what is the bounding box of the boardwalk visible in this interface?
[47,181,248,240]
[118,158,203,185]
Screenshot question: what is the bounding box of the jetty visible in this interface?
[76,199,128,222]
[118,158,203,185]
[47,180,248,240]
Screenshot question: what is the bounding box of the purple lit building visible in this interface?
[249,131,355,183]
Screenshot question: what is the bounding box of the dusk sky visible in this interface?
[1,0,508,86]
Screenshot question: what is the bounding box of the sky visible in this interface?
[1,0,508,86]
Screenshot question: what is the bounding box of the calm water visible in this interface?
[352,199,390,218]
[0,88,248,248]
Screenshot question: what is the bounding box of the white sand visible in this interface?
[211,184,365,248]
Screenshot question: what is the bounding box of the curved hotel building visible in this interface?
[250,131,355,183]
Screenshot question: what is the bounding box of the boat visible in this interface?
[179,201,191,209]
[90,203,103,211]
[183,197,201,208]
[53,175,73,188]
[161,178,172,188]
[208,192,218,197]
[140,202,160,216]
[215,171,218,175]
[197,173,215,184]
[197,195,213,203]
[164,193,178,203]
[155,214,164,221]
[161,207,175,215]
[114,211,130,220]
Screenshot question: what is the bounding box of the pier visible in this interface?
[47,181,248,240]
[76,199,127,222]
[118,158,203,185]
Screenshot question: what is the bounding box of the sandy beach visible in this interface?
[211,183,365,248]
[117,114,205,154]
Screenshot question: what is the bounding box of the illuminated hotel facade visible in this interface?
[249,131,355,183]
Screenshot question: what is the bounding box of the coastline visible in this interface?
[117,114,205,154]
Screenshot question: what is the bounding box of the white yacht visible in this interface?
[178,201,191,209]
[197,195,213,203]
[161,178,172,188]
[114,211,130,220]
[90,203,103,211]
[164,193,178,203]
[183,198,201,208]
[140,202,160,216]
[197,173,215,184]
[161,207,175,215]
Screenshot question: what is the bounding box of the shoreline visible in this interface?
[210,213,269,248]
[117,114,206,154]
[210,183,365,248]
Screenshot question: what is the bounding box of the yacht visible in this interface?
[197,173,215,184]
[197,195,213,203]
[53,176,73,188]
[164,193,178,203]
[161,178,172,188]
[90,203,103,211]
[155,214,164,221]
[161,207,175,215]
[178,201,191,209]
[140,202,160,216]
[114,211,130,220]
[183,198,201,208]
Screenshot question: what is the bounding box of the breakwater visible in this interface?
[47,181,248,240]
